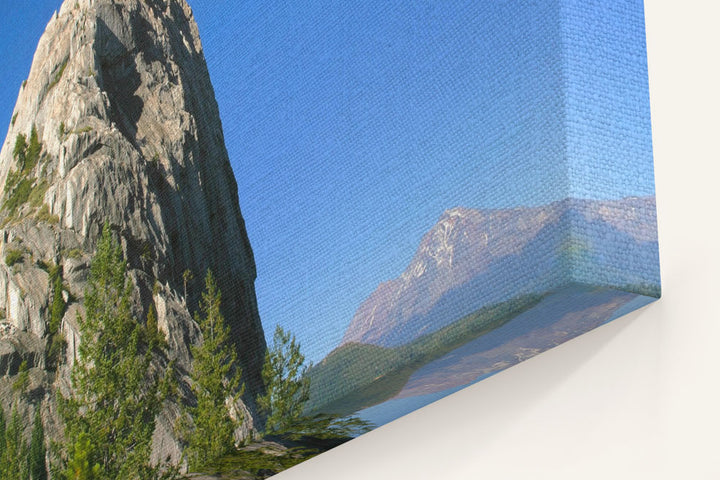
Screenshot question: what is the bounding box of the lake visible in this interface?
[357,285,653,428]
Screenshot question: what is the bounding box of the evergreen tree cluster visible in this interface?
[58,224,169,479]
[54,224,247,477]
[0,406,46,480]
[0,221,369,478]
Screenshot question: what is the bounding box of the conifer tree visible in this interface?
[0,407,29,479]
[29,408,47,480]
[47,271,67,369]
[12,133,27,166]
[27,124,41,167]
[59,223,167,479]
[0,407,6,468]
[12,359,30,394]
[181,270,243,469]
[64,434,101,480]
[257,325,310,435]
[49,273,65,333]
[257,326,372,440]
[146,303,160,349]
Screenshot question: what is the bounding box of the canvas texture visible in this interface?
[0,0,658,478]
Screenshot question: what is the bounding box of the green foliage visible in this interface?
[30,409,47,480]
[59,122,66,138]
[47,262,61,280]
[28,180,49,208]
[3,126,46,218]
[0,407,5,463]
[257,325,371,441]
[3,177,33,216]
[11,112,18,126]
[5,248,24,267]
[258,325,310,435]
[64,248,83,259]
[181,270,243,470]
[140,241,152,265]
[12,133,27,164]
[49,274,66,334]
[47,333,67,371]
[48,59,68,91]
[64,434,101,480]
[36,259,53,273]
[285,413,372,440]
[37,204,60,224]
[145,303,165,349]
[307,294,543,415]
[200,446,322,479]
[12,360,30,393]
[72,126,93,134]
[11,125,41,175]
[59,223,167,479]
[0,407,30,479]
[27,125,42,170]
[2,171,23,208]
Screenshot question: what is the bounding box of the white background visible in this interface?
[278,1,720,478]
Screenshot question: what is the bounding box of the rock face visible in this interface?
[341,197,660,347]
[0,0,266,466]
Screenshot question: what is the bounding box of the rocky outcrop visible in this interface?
[0,0,266,466]
[341,197,660,347]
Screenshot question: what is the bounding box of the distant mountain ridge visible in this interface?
[341,196,659,348]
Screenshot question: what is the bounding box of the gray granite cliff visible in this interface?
[0,0,266,466]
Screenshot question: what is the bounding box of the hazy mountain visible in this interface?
[341,196,659,348]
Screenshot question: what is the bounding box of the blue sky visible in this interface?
[0,1,654,363]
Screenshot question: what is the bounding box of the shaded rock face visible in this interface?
[0,0,266,466]
[341,197,659,347]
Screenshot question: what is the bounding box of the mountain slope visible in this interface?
[309,294,543,416]
[341,197,659,348]
[0,0,265,465]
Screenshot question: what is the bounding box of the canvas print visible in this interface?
[0,0,659,478]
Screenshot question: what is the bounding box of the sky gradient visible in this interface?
[0,0,655,363]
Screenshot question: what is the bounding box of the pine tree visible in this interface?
[257,326,372,441]
[59,223,167,479]
[49,273,65,333]
[257,325,310,435]
[181,270,243,469]
[12,359,30,394]
[0,407,29,479]
[47,271,67,369]
[0,407,6,468]
[64,434,101,480]
[146,303,164,349]
[12,133,27,166]
[29,408,47,480]
[26,124,42,170]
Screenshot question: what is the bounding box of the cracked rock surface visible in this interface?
[0,0,266,467]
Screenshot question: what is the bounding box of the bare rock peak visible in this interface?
[0,0,265,465]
